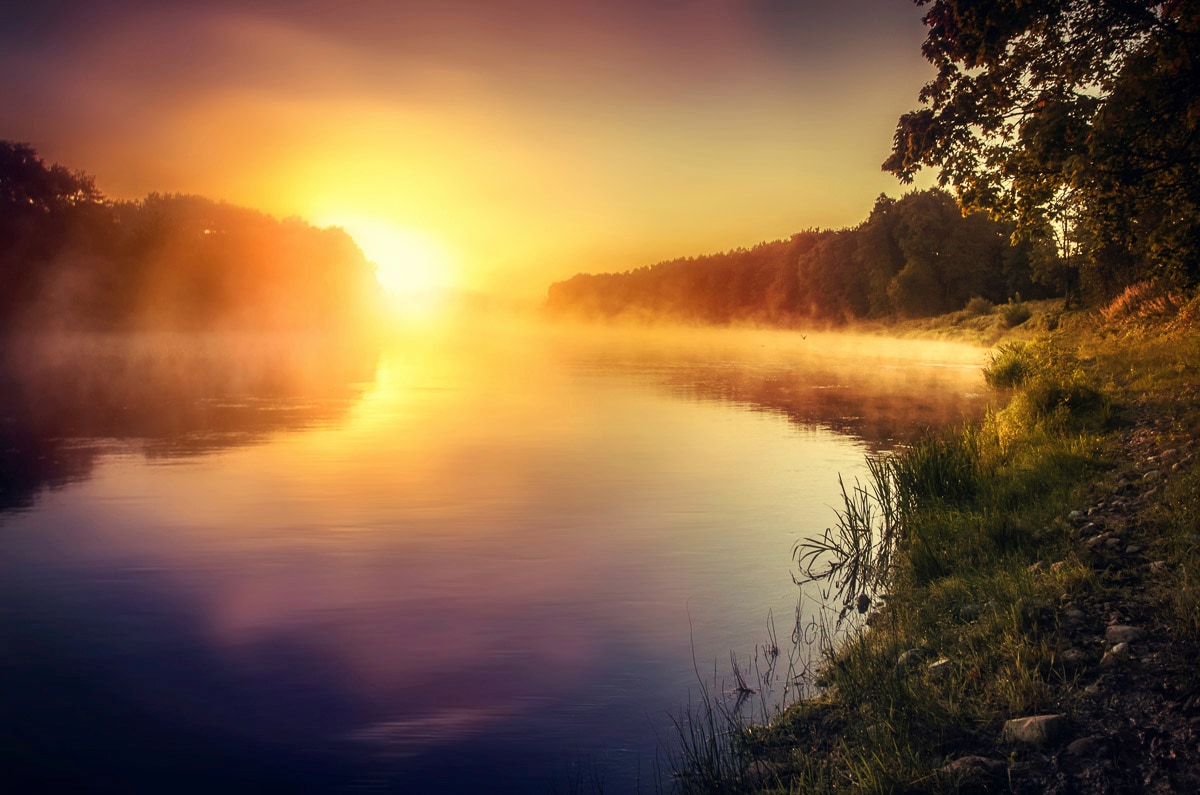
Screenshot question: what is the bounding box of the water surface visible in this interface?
[0,321,987,793]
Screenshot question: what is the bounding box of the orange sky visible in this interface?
[0,1,936,300]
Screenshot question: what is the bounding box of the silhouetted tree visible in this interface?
[545,189,1042,324]
[0,142,382,331]
[0,141,103,212]
[885,0,1200,296]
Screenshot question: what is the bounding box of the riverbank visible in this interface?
[678,290,1200,793]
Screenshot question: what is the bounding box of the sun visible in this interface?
[322,215,455,296]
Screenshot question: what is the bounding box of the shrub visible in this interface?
[984,342,1033,388]
[1004,374,1111,432]
[1000,301,1032,328]
[1101,281,1182,323]
[964,295,994,316]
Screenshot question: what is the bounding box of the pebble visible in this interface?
[1001,714,1068,746]
[937,755,1007,780]
[1061,648,1090,670]
[1149,560,1167,574]
[1069,510,1085,521]
[1064,609,1086,624]
[1100,643,1131,668]
[1124,544,1144,555]
[1105,625,1142,644]
[1064,736,1107,758]
[1143,470,1163,482]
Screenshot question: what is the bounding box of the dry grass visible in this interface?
[1100,281,1183,323]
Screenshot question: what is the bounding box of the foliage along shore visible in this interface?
[0,141,383,332]
[669,287,1200,794]
[545,188,1063,329]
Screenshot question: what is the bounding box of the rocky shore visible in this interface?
[983,387,1200,793]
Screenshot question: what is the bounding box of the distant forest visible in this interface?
[546,189,1065,326]
[0,141,382,331]
[550,0,1200,328]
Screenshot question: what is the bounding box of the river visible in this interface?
[0,319,987,793]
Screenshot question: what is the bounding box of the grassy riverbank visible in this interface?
[675,289,1200,793]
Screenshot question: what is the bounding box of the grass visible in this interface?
[667,290,1200,793]
[864,298,1063,347]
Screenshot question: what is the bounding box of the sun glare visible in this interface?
[323,215,456,296]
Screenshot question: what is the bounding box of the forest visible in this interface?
[550,0,1200,328]
[0,141,382,332]
[545,189,1063,326]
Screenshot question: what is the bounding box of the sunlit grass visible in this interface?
[666,297,1200,792]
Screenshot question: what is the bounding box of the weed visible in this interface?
[965,296,994,317]
[984,342,1033,388]
[1000,302,1032,328]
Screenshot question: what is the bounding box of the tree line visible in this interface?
[545,188,1060,325]
[0,141,382,332]
[551,1,1200,326]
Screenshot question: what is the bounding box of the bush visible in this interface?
[1101,281,1182,323]
[1004,374,1111,431]
[965,295,994,316]
[984,342,1034,388]
[1000,302,1032,328]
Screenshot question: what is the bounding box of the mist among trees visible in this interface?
[545,188,1057,325]
[0,141,382,332]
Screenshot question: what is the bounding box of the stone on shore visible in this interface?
[1001,714,1068,746]
[1105,625,1142,644]
[937,755,1007,782]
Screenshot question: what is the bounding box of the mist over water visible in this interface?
[0,318,988,793]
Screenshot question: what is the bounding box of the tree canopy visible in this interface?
[0,142,382,331]
[885,0,1200,296]
[546,188,1049,325]
[0,141,103,212]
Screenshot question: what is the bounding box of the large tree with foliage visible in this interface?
[885,1,1200,296]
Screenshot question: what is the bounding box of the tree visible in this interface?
[885,1,1200,295]
[0,141,103,212]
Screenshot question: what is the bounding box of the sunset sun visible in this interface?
[324,215,455,296]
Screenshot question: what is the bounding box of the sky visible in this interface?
[0,0,936,300]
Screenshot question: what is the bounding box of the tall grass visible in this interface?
[793,456,899,623]
[667,322,1126,792]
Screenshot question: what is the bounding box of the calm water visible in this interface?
[0,321,987,793]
